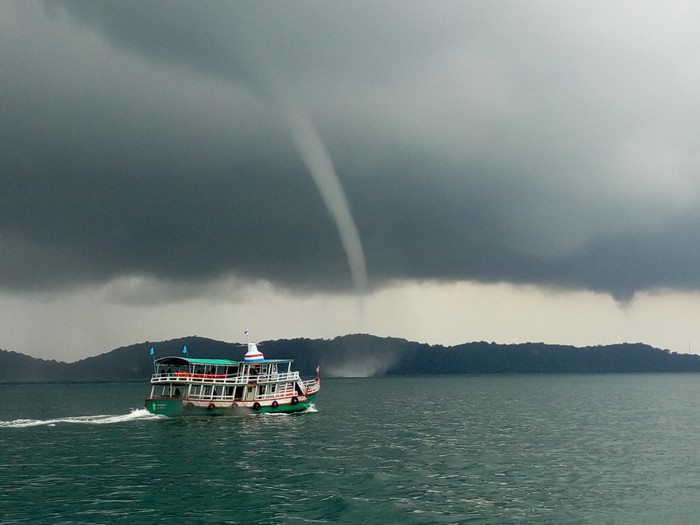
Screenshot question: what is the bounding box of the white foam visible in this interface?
[0,408,162,428]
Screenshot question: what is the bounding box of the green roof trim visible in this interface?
[154,356,293,366]
[183,358,238,365]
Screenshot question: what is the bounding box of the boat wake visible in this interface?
[259,403,318,417]
[0,408,162,428]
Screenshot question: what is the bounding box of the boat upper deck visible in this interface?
[150,355,301,386]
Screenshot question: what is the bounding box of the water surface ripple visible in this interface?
[2,375,700,523]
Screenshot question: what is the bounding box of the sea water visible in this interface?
[2,375,700,524]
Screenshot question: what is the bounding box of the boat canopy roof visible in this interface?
[154,356,292,366]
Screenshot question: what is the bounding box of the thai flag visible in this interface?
[244,329,249,337]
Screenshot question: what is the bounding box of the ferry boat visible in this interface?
[144,339,320,416]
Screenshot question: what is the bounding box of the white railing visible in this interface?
[303,379,320,394]
[256,385,297,400]
[151,371,301,385]
[253,372,300,383]
[154,377,318,404]
[152,374,236,386]
[156,386,300,402]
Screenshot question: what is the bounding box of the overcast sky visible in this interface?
[3,1,700,361]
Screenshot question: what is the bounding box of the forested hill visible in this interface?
[1,335,700,382]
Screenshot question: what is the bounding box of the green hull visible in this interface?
[145,394,317,417]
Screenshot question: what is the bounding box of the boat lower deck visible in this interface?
[145,393,317,416]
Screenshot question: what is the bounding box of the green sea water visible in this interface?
[2,375,700,524]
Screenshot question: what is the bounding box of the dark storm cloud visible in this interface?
[3,1,700,299]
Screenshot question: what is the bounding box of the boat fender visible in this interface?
[253,402,261,411]
[271,401,279,409]
[291,397,299,405]
[207,403,215,410]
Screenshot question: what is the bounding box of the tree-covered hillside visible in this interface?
[2,335,700,382]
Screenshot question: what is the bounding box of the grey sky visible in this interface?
[2,1,700,359]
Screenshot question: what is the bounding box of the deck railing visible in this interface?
[303,379,320,394]
[155,385,301,402]
[151,371,301,385]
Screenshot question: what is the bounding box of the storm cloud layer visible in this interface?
[3,1,700,300]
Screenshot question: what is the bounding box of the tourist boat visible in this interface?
[144,339,320,416]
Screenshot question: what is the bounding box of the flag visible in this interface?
[316,365,320,374]
[244,329,249,337]
[182,345,188,355]
[149,347,154,356]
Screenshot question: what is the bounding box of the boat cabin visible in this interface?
[149,356,303,404]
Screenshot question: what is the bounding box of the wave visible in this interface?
[1,405,317,427]
[0,408,162,428]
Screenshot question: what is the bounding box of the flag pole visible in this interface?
[149,347,156,373]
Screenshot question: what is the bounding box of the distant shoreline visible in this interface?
[2,334,699,382]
